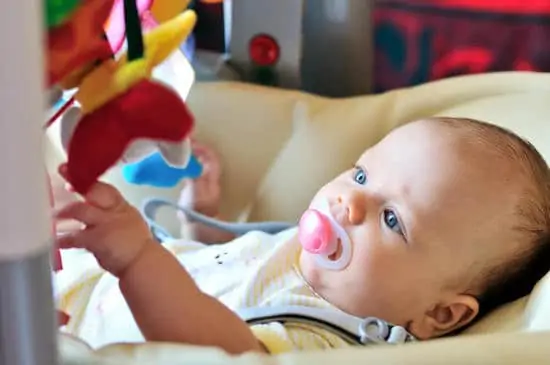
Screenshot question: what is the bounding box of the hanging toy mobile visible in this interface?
[45,0,199,195]
[44,0,198,325]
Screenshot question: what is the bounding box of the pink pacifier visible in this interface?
[299,210,337,254]
[298,200,352,271]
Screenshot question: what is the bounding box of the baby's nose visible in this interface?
[338,190,366,225]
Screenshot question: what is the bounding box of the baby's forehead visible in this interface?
[367,118,519,166]
[361,120,471,162]
[358,118,525,235]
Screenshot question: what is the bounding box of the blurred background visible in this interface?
[185,0,550,97]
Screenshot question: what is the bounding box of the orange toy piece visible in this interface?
[46,0,114,87]
[151,0,189,23]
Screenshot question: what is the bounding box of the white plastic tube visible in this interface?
[0,1,58,364]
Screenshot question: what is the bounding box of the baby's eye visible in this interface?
[352,166,367,185]
[383,209,403,235]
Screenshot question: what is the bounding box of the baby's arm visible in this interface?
[55,166,262,354]
[177,140,236,243]
[118,240,262,354]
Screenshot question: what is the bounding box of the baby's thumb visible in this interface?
[85,182,125,210]
[58,163,124,210]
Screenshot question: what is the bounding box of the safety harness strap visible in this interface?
[141,198,294,241]
[237,305,416,346]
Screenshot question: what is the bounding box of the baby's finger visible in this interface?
[58,163,125,210]
[56,228,99,250]
[58,163,69,179]
[64,182,75,193]
[56,232,84,249]
[55,218,85,236]
[84,181,125,210]
[55,201,107,226]
[57,164,76,193]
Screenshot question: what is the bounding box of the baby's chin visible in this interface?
[298,250,324,289]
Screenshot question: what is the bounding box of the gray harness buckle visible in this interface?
[237,305,416,346]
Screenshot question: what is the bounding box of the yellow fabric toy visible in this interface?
[76,10,196,114]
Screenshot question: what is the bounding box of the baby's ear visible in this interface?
[411,295,479,339]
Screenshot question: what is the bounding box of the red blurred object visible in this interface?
[66,80,194,195]
[423,0,550,13]
[47,175,62,272]
[373,1,550,92]
[249,34,280,66]
[46,0,114,87]
[57,311,70,327]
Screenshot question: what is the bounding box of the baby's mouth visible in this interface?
[298,199,353,271]
[328,238,343,261]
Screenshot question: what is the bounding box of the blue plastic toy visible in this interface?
[122,151,203,188]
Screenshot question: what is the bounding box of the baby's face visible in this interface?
[298,120,523,339]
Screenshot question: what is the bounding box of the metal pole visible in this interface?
[0,1,58,364]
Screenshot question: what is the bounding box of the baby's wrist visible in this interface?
[192,198,220,218]
[117,238,158,279]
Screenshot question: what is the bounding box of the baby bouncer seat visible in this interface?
[56,72,550,363]
[48,73,550,364]
[3,0,550,364]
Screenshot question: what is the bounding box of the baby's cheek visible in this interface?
[309,191,327,207]
[352,240,403,281]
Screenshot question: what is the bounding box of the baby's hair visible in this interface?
[436,117,550,321]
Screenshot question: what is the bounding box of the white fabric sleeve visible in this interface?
[250,321,351,354]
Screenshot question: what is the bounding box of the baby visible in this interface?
[55,117,550,355]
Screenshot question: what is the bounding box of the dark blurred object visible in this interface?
[301,0,373,97]
[192,0,226,52]
[374,0,550,93]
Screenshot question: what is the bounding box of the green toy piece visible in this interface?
[45,0,81,28]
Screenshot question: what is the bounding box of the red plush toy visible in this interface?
[67,79,194,193]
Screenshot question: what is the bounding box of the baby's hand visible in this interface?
[55,164,155,277]
[178,140,222,218]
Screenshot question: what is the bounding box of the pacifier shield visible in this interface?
[298,202,354,271]
[298,209,336,255]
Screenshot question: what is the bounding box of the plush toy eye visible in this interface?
[353,166,367,185]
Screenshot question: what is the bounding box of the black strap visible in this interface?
[123,0,145,61]
[237,306,416,346]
